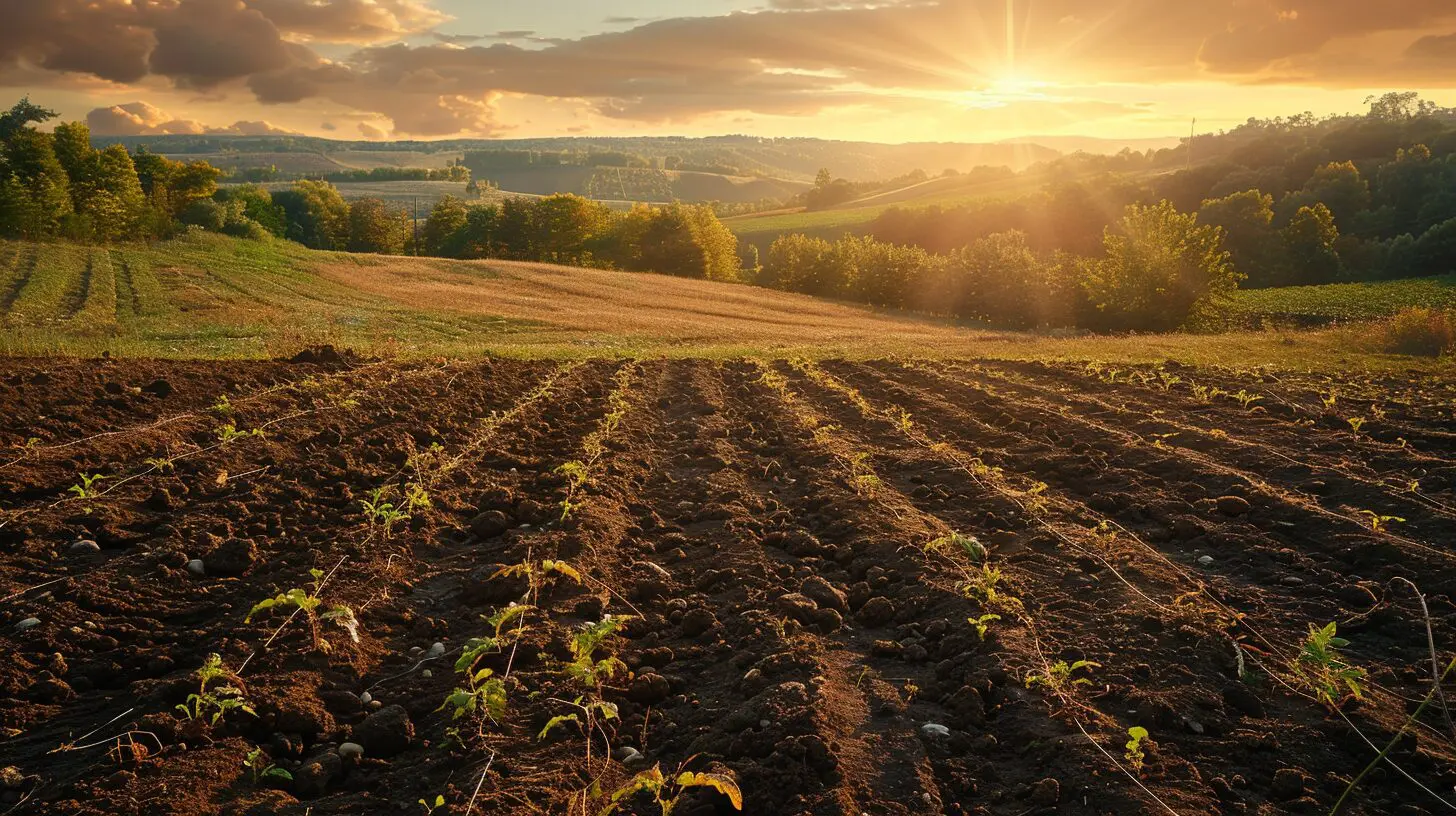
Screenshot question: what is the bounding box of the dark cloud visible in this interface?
[1408,32,1456,63]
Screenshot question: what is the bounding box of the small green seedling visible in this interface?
[438,667,508,723]
[1291,622,1366,709]
[210,395,234,416]
[1358,510,1404,532]
[216,424,264,445]
[68,472,107,500]
[1124,726,1149,773]
[537,695,619,741]
[1232,390,1264,412]
[969,614,1000,640]
[925,532,986,562]
[175,654,255,726]
[244,747,293,785]
[565,616,633,688]
[246,568,359,650]
[601,763,743,816]
[1025,660,1100,695]
[1347,416,1366,435]
[143,457,175,473]
[361,487,410,536]
[419,795,446,815]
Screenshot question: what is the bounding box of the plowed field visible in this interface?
[1,355,1454,815]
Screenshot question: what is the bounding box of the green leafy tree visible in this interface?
[1199,190,1284,288]
[0,128,73,238]
[422,195,469,256]
[216,184,286,237]
[274,179,349,249]
[346,197,406,254]
[0,97,57,141]
[1281,203,1343,285]
[1080,201,1240,331]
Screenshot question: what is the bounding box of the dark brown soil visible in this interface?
[1,356,1453,815]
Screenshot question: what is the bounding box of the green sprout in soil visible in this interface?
[361,486,411,536]
[175,654,255,726]
[419,795,446,815]
[1124,726,1150,774]
[244,746,293,785]
[216,424,264,445]
[1291,622,1366,709]
[602,763,743,816]
[538,695,619,742]
[1025,660,1100,695]
[246,568,360,651]
[565,615,633,688]
[68,472,107,500]
[1358,510,1405,532]
[969,614,1000,641]
[925,532,986,563]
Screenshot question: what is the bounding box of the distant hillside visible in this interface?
[997,135,1183,154]
[94,133,1060,185]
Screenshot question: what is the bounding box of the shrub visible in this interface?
[1365,307,1455,356]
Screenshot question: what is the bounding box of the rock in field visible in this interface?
[353,705,414,757]
[857,596,895,627]
[1215,496,1252,516]
[294,752,342,797]
[202,538,256,577]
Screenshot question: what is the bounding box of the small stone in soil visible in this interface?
[69,540,101,555]
[920,723,951,738]
[1197,555,1215,567]
[15,618,40,632]
[186,560,206,576]
[337,742,364,761]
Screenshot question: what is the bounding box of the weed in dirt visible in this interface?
[244,746,293,785]
[1025,660,1100,695]
[361,486,411,536]
[1124,727,1150,774]
[565,615,633,688]
[1232,389,1265,412]
[1359,510,1405,532]
[1291,622,1367,709]
[67,472,106,500]
[538,695,619,742]
[959,564,1023,615]
[175,654,255,727]
[925,532,986,562]
[245,568,360,651]
[210,395,234,417]
[602,762,743,816]
[1347,416,1366,435]
[216,423,264,445]
[419,795,446,814]
[969,613,1000,640]
[439,667,508,723]
[143,456,174,473]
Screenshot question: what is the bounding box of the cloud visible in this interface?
[244,0,449,43]
[10,1,1456,138]
[358,122,387,139]
[86,102,294,136]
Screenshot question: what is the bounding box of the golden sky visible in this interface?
[3,0,1455,143]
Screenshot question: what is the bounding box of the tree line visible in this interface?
[761,200,1240,332]
[869,93,1456,290]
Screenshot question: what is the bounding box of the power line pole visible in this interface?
[1188,118,1197,171]
[412,196,419,256]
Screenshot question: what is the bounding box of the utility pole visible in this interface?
[1188,118,1197,171]
[412,196,419,256]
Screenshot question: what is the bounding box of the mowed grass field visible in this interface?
[0,234,1448,373]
